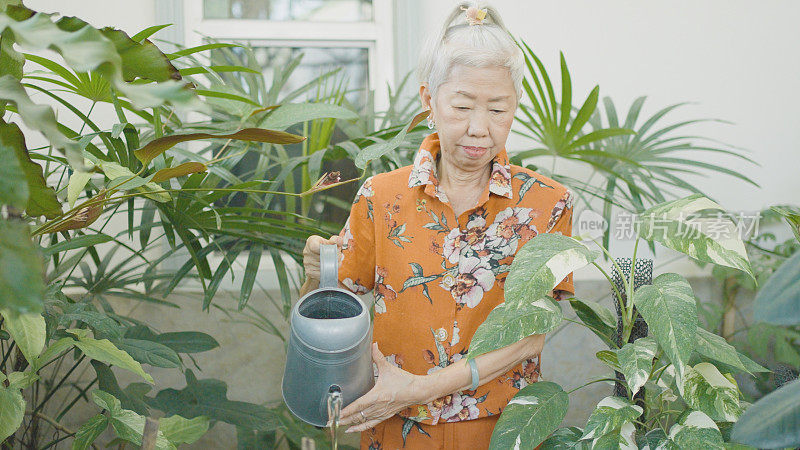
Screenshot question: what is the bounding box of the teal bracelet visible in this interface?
[468,358,480,390]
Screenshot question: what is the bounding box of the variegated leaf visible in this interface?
[540,427,589,449]
[489,382,569,450]
[636,194,754,280]
[660,410,724,449]
[694,328,767,375]
[580,396,642,441]
[468,294,562,359]
[615,337,657,396]
[590,421,637,450]
[633,273,697,378]
[678,363,742,422]
[506,234,599,306]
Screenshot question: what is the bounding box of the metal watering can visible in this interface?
[282,244,374,427]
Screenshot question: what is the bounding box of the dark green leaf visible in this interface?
[0,120,61,217]
[156,331,219,353]
[146,370,279,431]
[753,251,800,325]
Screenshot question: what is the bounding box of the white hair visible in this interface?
[417,2,524,100]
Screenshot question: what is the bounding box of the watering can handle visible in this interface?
[319,244,339,289]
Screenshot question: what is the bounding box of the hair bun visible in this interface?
[462,5,488,26]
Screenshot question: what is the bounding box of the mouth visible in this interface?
[460,145,489,158]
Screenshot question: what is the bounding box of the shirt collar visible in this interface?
[408,133,513,200]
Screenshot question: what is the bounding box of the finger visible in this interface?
[339,392,377,426]
[346,417,385,433]
[329,234,343,246]
[371,342,386,368]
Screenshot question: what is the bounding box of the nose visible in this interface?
[467,110,489,138]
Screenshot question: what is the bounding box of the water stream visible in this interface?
[327,385,343,450]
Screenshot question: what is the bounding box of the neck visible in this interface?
[436,155,490,192]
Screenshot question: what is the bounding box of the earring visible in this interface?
[427,116,435,129]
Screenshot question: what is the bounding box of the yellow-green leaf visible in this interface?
[1,309,45,364]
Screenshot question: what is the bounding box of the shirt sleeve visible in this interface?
[551,204,575,299]
[337,178,376,295]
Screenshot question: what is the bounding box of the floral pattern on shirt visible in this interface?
[338,133,575,427]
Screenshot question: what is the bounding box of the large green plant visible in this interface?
[465,194,772,449]
[0,3,369,447]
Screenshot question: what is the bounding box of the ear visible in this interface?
[419,83,433,113]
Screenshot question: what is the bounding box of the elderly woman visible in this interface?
[302,3,574,448]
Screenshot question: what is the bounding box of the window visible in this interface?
[183,0,395,109]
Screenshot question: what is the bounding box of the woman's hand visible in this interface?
[301,234,342,294]
[338,343,425,433]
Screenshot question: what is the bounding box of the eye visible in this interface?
[491,109,506,114]
[455,106,470,111]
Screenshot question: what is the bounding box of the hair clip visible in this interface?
[462,6,487,26]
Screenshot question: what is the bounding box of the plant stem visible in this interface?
[566,377,619,394]
[56,376,98,422]
[622,237,641,342]
[31,355,86,417]
[0,342,15,371]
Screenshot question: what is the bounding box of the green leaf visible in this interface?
[40,233,113,257]
[34,337,76,370]
[468,294,563,360]
[752,251,800,326]
[91,391,173,450]
[134,128,305,165]
[114,338,181,368]
[732,379,800,448]
[580,396,642,441]
[92,159,170,202]
[596,350,620,371]
[158,415,209,445]
[540,427,589,449]
[146,370,278,431]
[0,120,61,217]
[636,194,754,280]
[633,273,697,378]
[678,363,742,422]
[259,102,358,129]
[694,328,766,375]
[488,382,569,450]
[1,309,45,364]
[505,234,599,307]
[569,298,617,347]
[71,333,154,383]
[6,371,38,389]
[72,414,109,450]
[91,361,150,415]
[615,336,657,395]
[0,219,44,315]
[662,410,724,450]
[0,385,25,441]
[354,110,428,169]
[0,28,24,79]
[156,331,219,354]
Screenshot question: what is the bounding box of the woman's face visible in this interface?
[420,64,517,174]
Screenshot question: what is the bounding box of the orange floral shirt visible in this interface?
[338,133,574,426]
